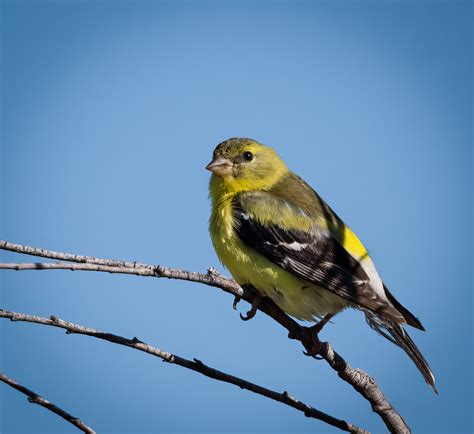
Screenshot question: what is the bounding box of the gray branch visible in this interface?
[0,239,410,433]
[0,240,242,296]
[0,309,365,433]
[0,372,96,434]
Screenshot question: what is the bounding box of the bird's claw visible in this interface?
[303,332,322,357]
[302,350,324,360]
[232,296,241,310]
[302,313,334,357]
[239,293,263,321]
[240,311,254,321]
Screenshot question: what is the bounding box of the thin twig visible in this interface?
[0,372,96,434]
[0,240,410,433]
[0,262,158,275]
[0,308,366,434]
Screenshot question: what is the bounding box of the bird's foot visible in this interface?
[302,314,334,358]
[240,293,263,321]
[232,295,241,310]
[303,338,323,359]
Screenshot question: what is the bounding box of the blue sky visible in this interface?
[1,1,472,433]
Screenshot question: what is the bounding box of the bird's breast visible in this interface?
[209,198,253,282]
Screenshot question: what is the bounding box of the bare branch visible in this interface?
[0,240,410,433]
[319,343,409,434]
[0,262,158,275]
[0,308,366,434]
[0,240,243,296]
[0,372,96,434]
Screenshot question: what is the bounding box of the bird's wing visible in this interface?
[233,190,403,322]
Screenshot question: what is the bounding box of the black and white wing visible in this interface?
[232,193,404,323]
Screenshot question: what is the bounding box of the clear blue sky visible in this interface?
[1,1,472,433]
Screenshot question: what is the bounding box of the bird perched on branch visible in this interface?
[207,137,436,393]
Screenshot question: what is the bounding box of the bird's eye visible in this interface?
[243,151,254,161]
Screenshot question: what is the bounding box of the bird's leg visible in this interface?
[240,293,263,321]
[303,313,334,357]
[311,313,334,335]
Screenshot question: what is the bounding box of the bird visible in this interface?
[206,137,436,393]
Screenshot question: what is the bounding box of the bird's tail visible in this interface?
[387,324,438,395]
[387,324,437,394]
[365,313,437,393]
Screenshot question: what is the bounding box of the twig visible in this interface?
[0,262,159,275]
[0,308,366,434]
[0,240,243,296]
[0,240,410,433]
[0,372,96,434]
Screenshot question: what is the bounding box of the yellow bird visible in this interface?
[207,137,436,393]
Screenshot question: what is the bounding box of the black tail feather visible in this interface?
[388,324,437,394]
[365,311,437,393]
[383,284,425,331]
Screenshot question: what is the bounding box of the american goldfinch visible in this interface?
[207,137,436,393]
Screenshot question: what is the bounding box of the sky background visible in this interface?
[0,0,472,433]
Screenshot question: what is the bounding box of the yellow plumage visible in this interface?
[209,183,347,320]
[208,138,369,320]
[206,137,437,392]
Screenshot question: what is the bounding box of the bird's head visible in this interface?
[206,138,288,195]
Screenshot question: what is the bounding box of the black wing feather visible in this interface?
[233,200,395,316]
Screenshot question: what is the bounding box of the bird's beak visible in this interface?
[205,155,233,177]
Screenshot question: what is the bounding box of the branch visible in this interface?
[0,309,365,433]
[0,240,410,433]
[0,262,161,275]
[0,240,243,296]
[0,372,96,434]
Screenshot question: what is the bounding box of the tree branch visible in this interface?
[0,372,96,434]
[0,308,365,433]
[0,240,243,296]
[0,239,410,433]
